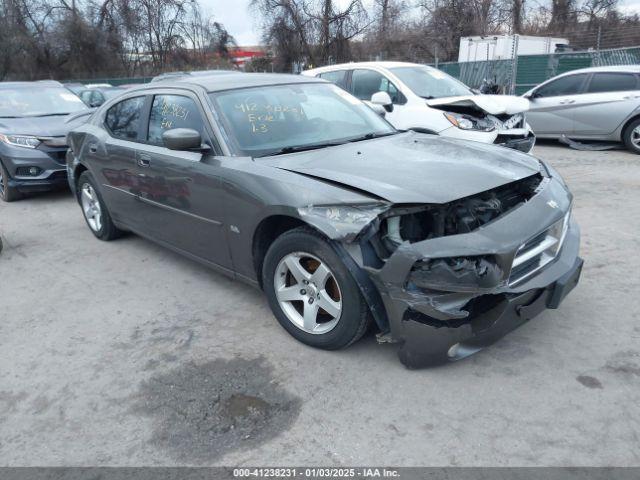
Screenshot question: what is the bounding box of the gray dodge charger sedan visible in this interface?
[66,73,583,368]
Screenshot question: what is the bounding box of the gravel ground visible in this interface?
[0,142,639,467]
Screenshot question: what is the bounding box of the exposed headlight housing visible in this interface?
[298,204,390,241]
[443,112,495,132]
[409,255,504,291]
[0,134,41,149]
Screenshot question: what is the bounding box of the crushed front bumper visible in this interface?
[362,176,581,368]
[396,256,582,367]
[495,132,536,153]
[1,144,69,193]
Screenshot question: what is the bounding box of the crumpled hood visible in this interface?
[0,110,93,138]
[262,132,541,204]
[426,94,530,115]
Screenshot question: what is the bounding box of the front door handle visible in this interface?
[559,99,575,105]
[137,154,151,167]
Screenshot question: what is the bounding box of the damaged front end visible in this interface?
[302,170,582,369]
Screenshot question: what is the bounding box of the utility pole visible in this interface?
[509,34,519,95]
[595,25,602,66]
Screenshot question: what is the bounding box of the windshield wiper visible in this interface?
[25,113,75,118]
[420,95,436,100]
[262,141,344,156]
[347,131,398,143]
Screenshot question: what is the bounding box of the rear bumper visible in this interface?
[396,257,583,368]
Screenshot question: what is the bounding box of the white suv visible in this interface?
[303,61,536,153]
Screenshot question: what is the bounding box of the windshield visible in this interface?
[209,83,396,157]
[0,86,88,117]
[390,66,473,99]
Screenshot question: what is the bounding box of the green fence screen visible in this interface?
[70,46,640,95]
[431,46,640,95]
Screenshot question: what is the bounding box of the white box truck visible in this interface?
[458,35,570,62]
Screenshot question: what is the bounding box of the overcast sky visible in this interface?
[201,0,640,46]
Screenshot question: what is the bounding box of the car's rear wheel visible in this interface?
[78,171,122,240]
[623,118,640,154]
[262,227,371,350]
[0,161,21,202]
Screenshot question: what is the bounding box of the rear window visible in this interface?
[105,96,146,141]
[586,73,638,93]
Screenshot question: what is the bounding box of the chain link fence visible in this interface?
[68,46,640,95]
[431,46,640,95]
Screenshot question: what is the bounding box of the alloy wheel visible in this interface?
[632,126,640,148]
[274,252,342,334]
[81,183,103,232]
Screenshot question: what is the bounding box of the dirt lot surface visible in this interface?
[0,142,639,466]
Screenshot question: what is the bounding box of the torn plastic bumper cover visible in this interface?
[364,175,582,368]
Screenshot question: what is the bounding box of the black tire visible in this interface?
[77,171,122,241]
[623,118,640,154]
[262,227,371,350]
[0,161,22,202]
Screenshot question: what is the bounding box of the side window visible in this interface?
[318,70,347,89]
[536,74,588,97]
[587,73,639,93]
[147,95,205,147]
[105,96,146,140]
[351,69,405,104]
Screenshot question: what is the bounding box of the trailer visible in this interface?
[458,35,570,62]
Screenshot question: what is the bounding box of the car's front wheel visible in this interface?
[0,161,21,202]
[77,171,122,240]
[263,227,371,350]
[623,118,640,154]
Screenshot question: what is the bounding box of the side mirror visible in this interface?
[162,128,202,151]
[370,91,393,112]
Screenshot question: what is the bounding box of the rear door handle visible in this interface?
[137,154,151,167]
[559,99,575,105]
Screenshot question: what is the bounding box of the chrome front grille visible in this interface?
[509,210,571,286]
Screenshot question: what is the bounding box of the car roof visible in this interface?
[133,72,325,93]
[0,80,64,89]
[554,65,640,76]
[305,61,428,74]
[152,70,238,82]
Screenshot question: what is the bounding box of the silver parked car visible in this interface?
[524,66,640,154]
